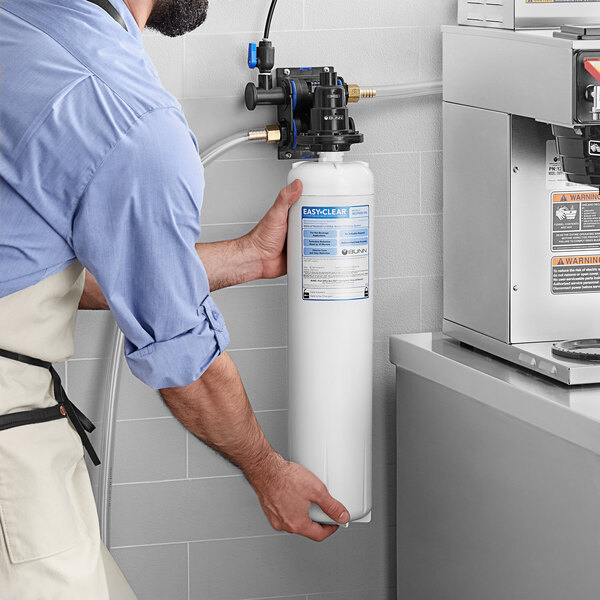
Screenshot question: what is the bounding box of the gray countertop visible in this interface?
[390,333,600,455]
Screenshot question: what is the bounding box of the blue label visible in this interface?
[304,239,337,248]
[341,229,368,239]
[304,248,338,256]
[301,204,369,301]
[340,238,368,246]
[304,230,338,239]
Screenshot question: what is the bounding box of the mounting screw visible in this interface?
[285,152,293,159]
[513,166,519,173]
[513,285,519,291]
[283,68,291,76]
[323,67,330,72]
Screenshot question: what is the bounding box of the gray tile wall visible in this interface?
[69,1,456,598]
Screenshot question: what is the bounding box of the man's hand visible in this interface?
[248,452,349,542]
[195,180,303,290]
[245,179,303,280]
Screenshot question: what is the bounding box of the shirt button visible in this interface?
[212,310,220,321]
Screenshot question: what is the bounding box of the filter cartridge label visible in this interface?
[301,205,369,301]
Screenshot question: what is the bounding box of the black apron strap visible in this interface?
[0,348,50,370]
[0,405,65,432]
[85,0,128,32]
[0,348,101,466]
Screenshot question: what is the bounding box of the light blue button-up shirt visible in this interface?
[0,0,230,389]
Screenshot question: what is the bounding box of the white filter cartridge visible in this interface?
[287,153,374,524]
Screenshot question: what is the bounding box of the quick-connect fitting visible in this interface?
[248,125,282,143]
[347,84,377,103]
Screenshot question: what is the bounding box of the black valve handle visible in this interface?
[245,82,286,111]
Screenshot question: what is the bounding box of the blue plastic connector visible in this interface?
[290,79,297,111]
[248,43,258,69]
[292,119,298,150]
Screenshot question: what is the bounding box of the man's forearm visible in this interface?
[195,237,262,292]
[79,270,110,310]
[160,351,277,484]
[79,236,262,310]
[160,351,349,541]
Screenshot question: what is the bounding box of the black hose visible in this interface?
[263,0,279,40]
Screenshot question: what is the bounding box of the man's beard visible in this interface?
[146,0,209,37]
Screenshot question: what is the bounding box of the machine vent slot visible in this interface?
[467,14,485,21]
[485,17,504,23]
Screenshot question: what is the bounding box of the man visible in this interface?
[0,0,349,597]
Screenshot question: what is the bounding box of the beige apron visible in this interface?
[0,261,137,600]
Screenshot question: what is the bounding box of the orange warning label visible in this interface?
[552,256,600,294]
[553,192,600,203]
[553,256,600,266]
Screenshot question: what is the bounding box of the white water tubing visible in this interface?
[200,131,258,167]
[99,326,124,548]
[368,80,443,99]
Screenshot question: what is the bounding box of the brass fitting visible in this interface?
[248,125,282,143]
[248,128,268,142]
[347,84,377,103]
[265,124,281,143]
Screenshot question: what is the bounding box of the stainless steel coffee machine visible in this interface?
[443,1,600,384]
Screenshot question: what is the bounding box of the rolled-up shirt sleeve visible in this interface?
[72,106,229,389]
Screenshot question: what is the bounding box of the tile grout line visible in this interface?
[187,541,191,600]
[419,277,424,331]
[419,275,424,332]
[418,151,423,214]
[112,532,286,550]
[117,416,174,423]
[227,345,287,353]
[113,474,243,487]
[186,431,189,479]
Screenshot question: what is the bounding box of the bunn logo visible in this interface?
[346,248,367,255]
